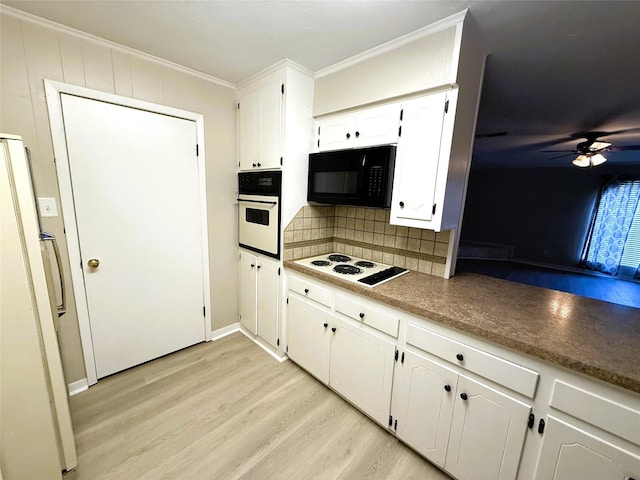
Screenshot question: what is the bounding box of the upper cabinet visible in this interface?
[390,90,457,231]
[316,103,401,151]
[237,79,283,170]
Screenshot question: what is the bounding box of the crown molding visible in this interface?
[0,4,236,90]
[236,58,314,89]
[315,9,468,79]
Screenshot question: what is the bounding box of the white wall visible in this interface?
[0,8,239,383]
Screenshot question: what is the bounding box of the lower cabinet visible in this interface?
[239,251,279,348]
[287,294,396,427]
[534,416,640,480]
[391,348,531,480]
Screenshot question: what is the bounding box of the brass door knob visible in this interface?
[87,258,100,268]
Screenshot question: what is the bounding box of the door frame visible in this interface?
[44,80,212,386]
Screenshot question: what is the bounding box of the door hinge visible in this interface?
[401,351,405,364]
[398,126,402,137]
[444,99,449,113]
[286,345,288,353]
[394,349,399,361]
[388,415,393,427]
[238,161,241,167]
[281,83,284,94]
[394,419,398,431]
[278,267,281,275]
[286,297,289,304]
[432,204,437,215]
[196,144,199,157]
[203,306,206,317]
[317,139,320,148]
[237,102,240,109]
[280,156,283,166]
[400,109,403,121]
[318,126,321,135]
[277,338,280,347]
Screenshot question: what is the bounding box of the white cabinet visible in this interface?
[445,374,531,480]
[287,278,396,427]
[391,349,458,468]
[239,251,280,348]
[238,79,283,170]
[317,103,401,151]
[391,348,531,479]
[287,295,331,384]
[534,416,640,480]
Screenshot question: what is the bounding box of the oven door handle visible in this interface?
[237,198,278,206]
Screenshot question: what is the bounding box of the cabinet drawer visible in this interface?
[335,295,399,338]
[406,323,539,398]
[550,380,640,445]
[288,276,333,308]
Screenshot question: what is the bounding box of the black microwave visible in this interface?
[307,145,396,208]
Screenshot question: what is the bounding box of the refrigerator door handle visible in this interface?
[41,232,66,317]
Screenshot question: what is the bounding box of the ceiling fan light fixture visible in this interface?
[589,141,611,151]
[572,153,607,167]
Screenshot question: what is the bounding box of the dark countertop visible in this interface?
[285,261,640,394]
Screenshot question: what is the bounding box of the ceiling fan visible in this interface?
[542,132,640,167]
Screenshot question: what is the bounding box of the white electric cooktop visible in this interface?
[295,253,408,287]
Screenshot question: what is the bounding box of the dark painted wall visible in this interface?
[460,164,640,268]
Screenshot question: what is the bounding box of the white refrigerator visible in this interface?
[0,134,77,479]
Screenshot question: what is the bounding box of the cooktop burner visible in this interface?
[333,264,362,275]
[354,260,375,268]
[328,254,352,263]
[311,260,331,267]
[295,253,409,287]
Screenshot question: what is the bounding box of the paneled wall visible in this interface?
[0,8,238,383]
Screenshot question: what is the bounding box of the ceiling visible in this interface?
[3,0,640,168]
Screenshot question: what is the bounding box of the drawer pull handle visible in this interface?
[323,323,328,328]
[538,418,546,434]
[331,327,337,333]
[456,353,464,362]
[304,288,309,294]
[444,384,451,392]
[359,312,365,319]
[460,392,468,401]
[528,413,535,429]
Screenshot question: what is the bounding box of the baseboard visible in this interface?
[210,322,241,341]
[238,328,288,363]
[68,378,89,396]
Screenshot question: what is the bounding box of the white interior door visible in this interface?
[61,94,206,379]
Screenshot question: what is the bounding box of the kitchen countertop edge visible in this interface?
[284,261,640,394]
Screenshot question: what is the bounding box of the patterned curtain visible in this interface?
[582,177,640,276]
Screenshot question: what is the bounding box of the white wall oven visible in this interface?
[238,171,282,259]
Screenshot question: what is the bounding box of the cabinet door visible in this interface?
[329,318,396,427]
[258,80,283,169]
[287,295,331,384]
[392,350,458,468]
[239,252,257,334]
[445,374,530,480]
[317,114,354,151]
[238,90,259,170]
[353,103,401,148]
[256,257,279,348]
[390,92,447,225]
[534,416,640,480]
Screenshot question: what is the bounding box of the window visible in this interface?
[581,176,640,278]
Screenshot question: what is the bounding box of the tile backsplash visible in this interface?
[283,205,450,277]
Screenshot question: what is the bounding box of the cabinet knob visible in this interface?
[256,265,261,270]
[460,392,468,401]
[399,201,405,208]
[346,133,351,139]
[252,163,257,167]
[331,327,337,333]
[323,323,328,328]
[355,131,360,138]
[304,288,309,294]
[257,162,261,167]
[250,263,255,268]
[444,384,451,392]
[456,353,464,362]
[359,312,365,319]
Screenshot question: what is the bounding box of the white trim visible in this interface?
[239,327,288,363]
[236,58,314,89]
[67,378,89,396]
[314,9,468,79]
[44,79,212,385]
[210,322,241,341]
[0,5,235,90]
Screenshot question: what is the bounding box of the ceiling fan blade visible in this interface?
[547,153,574,160]
[475,131,509,138]
[540,149,576,153]
[609,145,640,151]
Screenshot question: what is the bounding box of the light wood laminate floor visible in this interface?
[65,333,451,480]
